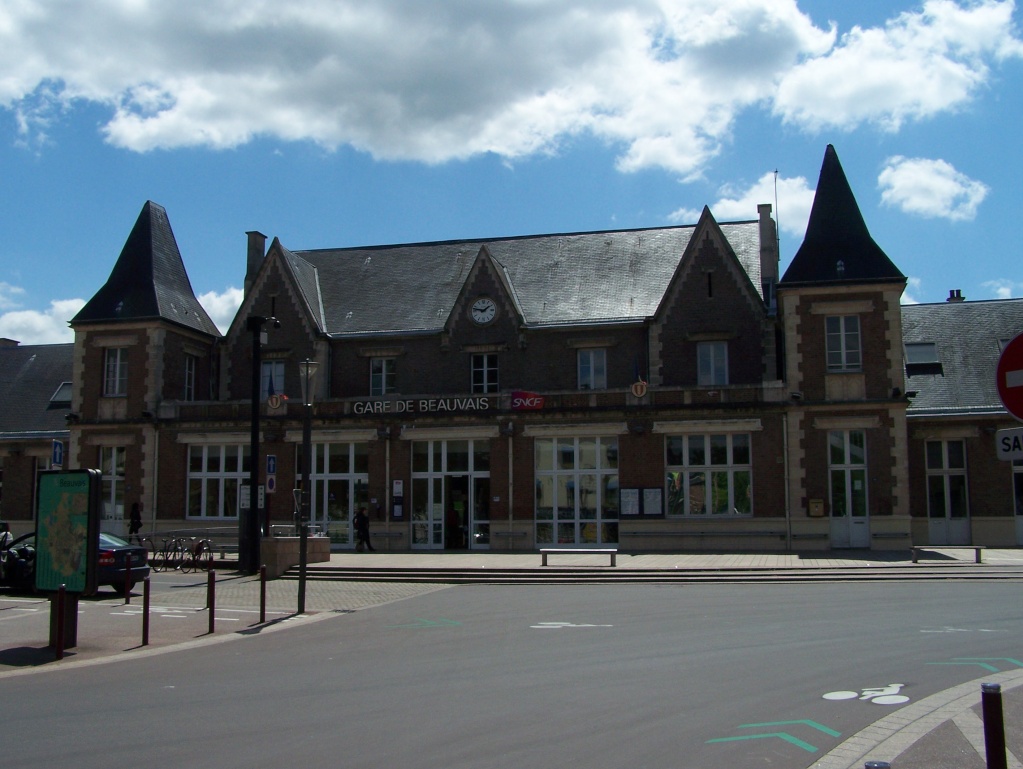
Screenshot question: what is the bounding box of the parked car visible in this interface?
[0,531,150,594]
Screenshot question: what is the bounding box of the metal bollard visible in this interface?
[124,557,132,605]
[207,569,216,635]
[981,683,1008,769]
[142,577,151,646]
[259,564,267,624]
[55,584,66,660]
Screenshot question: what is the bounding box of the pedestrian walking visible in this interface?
[129,501,143,545]
[354,507,375,552]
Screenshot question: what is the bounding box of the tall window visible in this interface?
[261,360,285,401]
[829,430,867,517]
[926,440,968,520]
[183,354,197,401]
[471,353,499,393]
[99,446,126,523]
[826,316,861,372]
[103,348,128,396]
[697,341,728,386]
[187,445,250,518]
[534,437,619,545]
[666,433,751,516]
[370,357,396,395]
[578,349,607,390]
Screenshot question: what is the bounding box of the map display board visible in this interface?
[34,470,100,593]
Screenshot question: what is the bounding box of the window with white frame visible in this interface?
[103,347,128,396]
[925,439,968,520]
[99,446,126,523]
[665,433,751,516]
[184,354,197,401]
[578,349,607,390]
[187,444,250,518]
[534,436,619,545]
[370,357,396,395]
[697,341,728,386]
[826,315,861,372]
[471,353,499,393]
[261,360,285,401]
[829,430,867,517]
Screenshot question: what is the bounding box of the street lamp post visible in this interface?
[297,358,318,615]
[243,314,277,575]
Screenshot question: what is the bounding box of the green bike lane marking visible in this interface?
[706,719,841,753]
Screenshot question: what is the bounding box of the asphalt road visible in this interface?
[2,581,1020,769]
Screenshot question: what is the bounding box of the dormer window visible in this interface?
[905,342,943,377]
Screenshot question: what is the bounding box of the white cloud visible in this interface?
[0,282,27,311]
[197,287,244,334]
[775,0,1023,132]
[878,155,989,220]
[983,278,1022,298]
[3,1,1015,177]
[0,298,83,344]
[668,171,816,237]
[902,276,923,304]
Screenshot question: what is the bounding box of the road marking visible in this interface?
[530,621,613,629]
[707,720,840,752]
[921,626,1003,633]
[386,618,462,628]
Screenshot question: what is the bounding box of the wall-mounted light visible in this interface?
[65,412,80,424]
[790,392,803,401]
[500,422,515,437]
[377,426,390,440]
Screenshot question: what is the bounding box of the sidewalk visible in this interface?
[1,548,1021,768]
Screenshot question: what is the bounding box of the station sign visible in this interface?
[352,396,491,415]
[996,426,1023,461]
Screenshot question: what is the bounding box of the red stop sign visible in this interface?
[997,332,1023,421]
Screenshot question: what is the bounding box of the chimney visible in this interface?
[758,203,779,315]
[245,231,267,297]
[946,289,965,303]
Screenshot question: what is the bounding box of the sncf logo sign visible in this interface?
[511,390,545,411]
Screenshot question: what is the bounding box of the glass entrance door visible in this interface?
[828,430,869,548]
[411,439,491,550]
[925,440,970,545]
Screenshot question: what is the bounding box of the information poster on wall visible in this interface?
[620,488,640,516]
[643,488,663,516]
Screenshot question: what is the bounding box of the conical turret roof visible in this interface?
[780,145,904,286]
[72,201,220,336]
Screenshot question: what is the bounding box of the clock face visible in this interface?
[471,297,496,324]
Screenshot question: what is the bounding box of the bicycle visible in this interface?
[179,537,213,573]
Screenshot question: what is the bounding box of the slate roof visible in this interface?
[72,201,220,336]
[902,298,1023,417]
[0,342,73,438]
[781,145,905,287]
[277,221,764,337]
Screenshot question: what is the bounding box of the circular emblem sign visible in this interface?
[997,332,1023,421]
[267,394,283,409]
[631,380,648,398]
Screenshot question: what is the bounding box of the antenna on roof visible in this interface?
[774,169,781,255]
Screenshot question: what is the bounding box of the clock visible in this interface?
[471,297,496,324]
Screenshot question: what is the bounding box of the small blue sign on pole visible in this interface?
[51,439,64,470]
[266,454,277,475]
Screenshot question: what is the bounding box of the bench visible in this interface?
[540,547,618,566]
[911,545,985,564]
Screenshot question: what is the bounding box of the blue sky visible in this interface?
[2,0,1022,344]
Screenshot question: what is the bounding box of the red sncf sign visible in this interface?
[510,391,545,411]
[997,332,1023,421]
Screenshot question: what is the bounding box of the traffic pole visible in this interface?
[259,564,267,624]
[981,683,1007,769]
[207,569,216,635]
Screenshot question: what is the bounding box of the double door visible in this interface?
[411,474,491,549]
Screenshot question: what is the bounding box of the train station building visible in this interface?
[3,144,1021,551]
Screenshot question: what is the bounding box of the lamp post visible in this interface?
[242,315,275,575]
[297,357,318,615]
